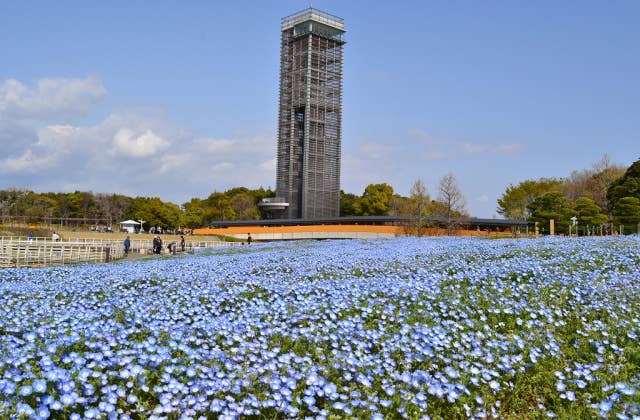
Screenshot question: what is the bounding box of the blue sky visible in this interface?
[1,1,638,217]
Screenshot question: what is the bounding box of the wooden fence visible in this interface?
[0,237,125,268]
[124,239,235,254]
[0,237,237,267]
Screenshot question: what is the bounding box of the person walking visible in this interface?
[180,235,186,252]
[152,236,162,254]
[247,233,252,245]
[124,236,131,255]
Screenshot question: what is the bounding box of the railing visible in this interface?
[282,7,345,30]
[0,237,125,268]
[130,239,237,255]
[0,237,239,267]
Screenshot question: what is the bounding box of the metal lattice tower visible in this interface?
[275,8,345,219]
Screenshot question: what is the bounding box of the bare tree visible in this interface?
[437,173,466,235]
[409,179,431,235]
[559,154,625,211]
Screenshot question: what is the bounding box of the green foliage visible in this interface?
[573,197,608,227]
[124,197,183,229]
[612,197,640,229]
[230,192,260,220]
[561,156,626,211]
[202,192,236,224]
[339,190,359,216]
[353,183,394,216]
[527,191,574,234]
[1,185,275,229]
[182,198,205,228]
[607,158,640,213]
[497,178,563,220]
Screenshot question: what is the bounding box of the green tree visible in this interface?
[231,192,260,220]
[182,198,205,228]
[527,191,573,234]
[202,192,235,224]
[612,197,640,233]
[30,194,57,222]
[497,178,562,220]
[339,190,359,216]
[0,189,29,217]
[607,158,640,213]
[66,191,99,220]
[353,183,394,216]
[124,197,182,230]
[573,197,608,232]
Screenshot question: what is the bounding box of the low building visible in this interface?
[119,220,141,233]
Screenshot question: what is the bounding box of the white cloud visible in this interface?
[463,142,526,154]
[359,142,395,159]
[259,158,276,171]
[111,128,169,158]
[158,154,191,174]
[0,76,280,202]
[424,150,448,160]
[211,162,236,171]
[476,194,489,203]
[0,149,56,173]
[197,138,235,153]
[0,76,106,121]
[495,144,526,153]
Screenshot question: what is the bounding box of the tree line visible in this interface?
[5,156,637,234]
[0,187,274,230]
[0,173,467,232]
[497,155,640,234]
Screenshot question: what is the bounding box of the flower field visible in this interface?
[1,236,639,419]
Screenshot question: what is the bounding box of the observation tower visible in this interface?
[274,8,345,219]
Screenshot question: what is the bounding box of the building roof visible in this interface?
[209,216,532,229]
[282,7,345,31]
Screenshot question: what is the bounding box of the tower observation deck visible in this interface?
[275,8,345,219]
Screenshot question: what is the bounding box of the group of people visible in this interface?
[152,236,163,254]
[151,235,186,255]
[90,225,113,233]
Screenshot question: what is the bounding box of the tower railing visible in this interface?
[282,7,345,31]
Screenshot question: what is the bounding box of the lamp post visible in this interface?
[570,216,578,237]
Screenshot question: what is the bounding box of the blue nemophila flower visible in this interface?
[1,380,16,395]
[489,380,500,391]
[36,405,50,418]
[32,379,47,393]
[1,236,639,417]
[445,366,460,379]
[615,382,635,396]
[16,403,34,416]
[18,385,32,396]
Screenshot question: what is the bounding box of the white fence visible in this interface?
[125,239,234,254]
[0,237,125,268]
[0,236,237,267]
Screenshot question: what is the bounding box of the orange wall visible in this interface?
[194,225,514,236]
[195,224,404,235]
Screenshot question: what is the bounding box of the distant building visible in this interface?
[274,8,345,219]
[119,220,141,233]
